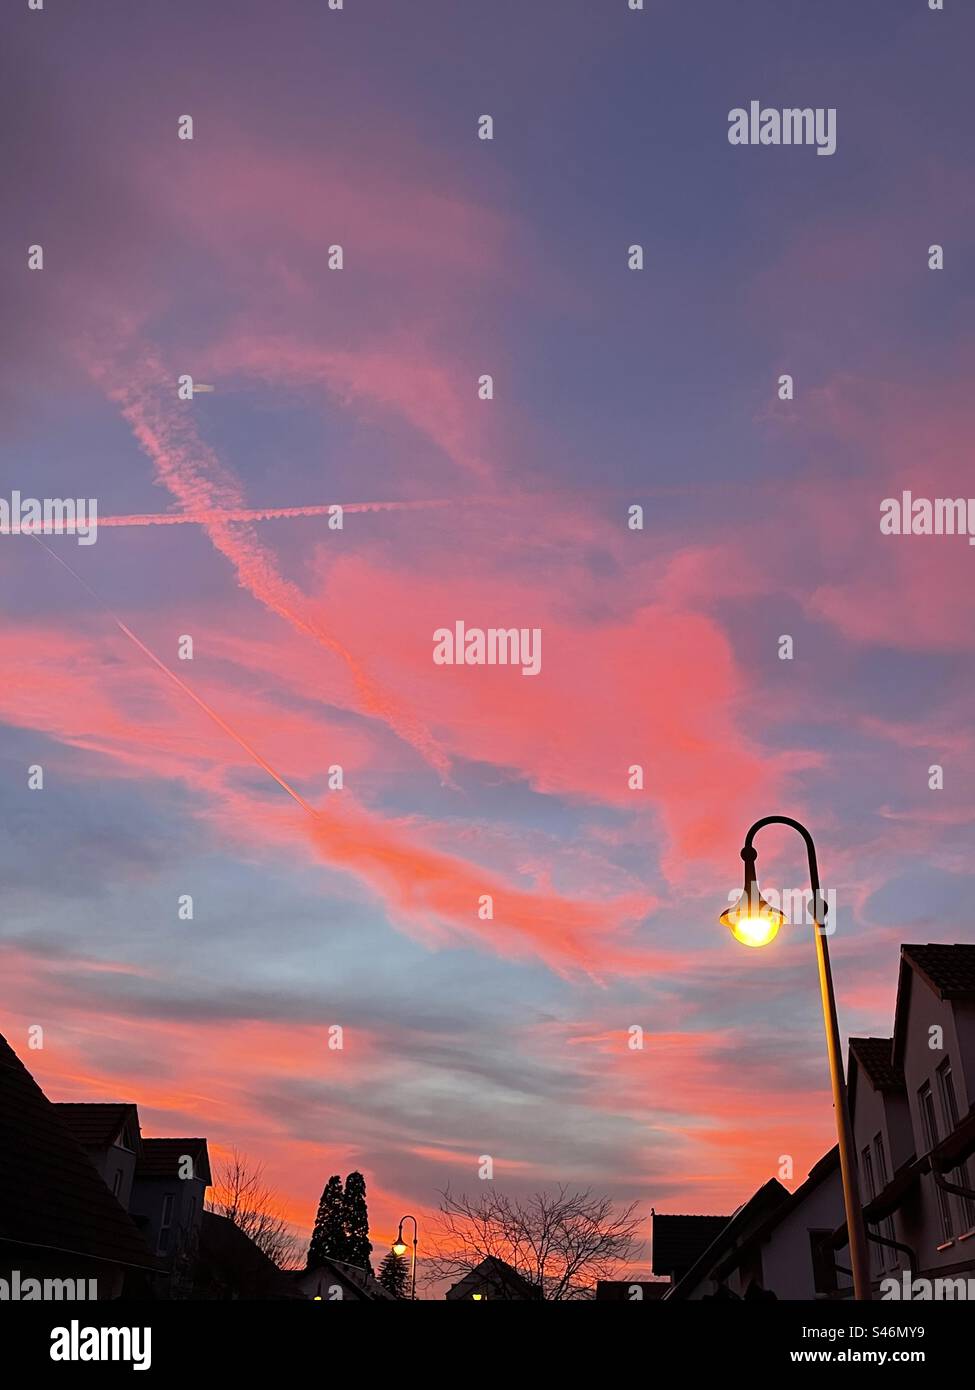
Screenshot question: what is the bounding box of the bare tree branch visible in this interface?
[206,1147,301,1268]
[423,1185,643,1299]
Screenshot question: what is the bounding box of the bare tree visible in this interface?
[425,1186,643,1299]
[206,1148,301,1268]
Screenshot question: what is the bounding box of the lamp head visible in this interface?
[720,887,785,947]
[392,1239,407,1257]
[720,848,785,947]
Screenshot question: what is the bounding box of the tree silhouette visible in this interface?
[307,1175,347,1268]
[342,1171,373,1274]
[207,1147,300,1267]
[426,1186,642,1299]
[377,1250,409,1298]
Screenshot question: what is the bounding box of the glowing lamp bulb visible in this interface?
[719,890,785,948]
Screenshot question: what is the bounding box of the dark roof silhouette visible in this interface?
[52,1102,139,1149]
[651,1213,730,1278]
[903,944,975,999]
[894,945,975,1064]
[665,1180,790,1299]
[137,1137,211,1185]
[849,1038,904,1094]
[195,1212,301,1299]
[296,1258,397,1300]
[713,1148,840,1276]
[0,1033,155,1270]
[445,1255,542,1300]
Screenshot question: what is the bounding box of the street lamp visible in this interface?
[721,815,872,1301]
[392,1215,418,1300]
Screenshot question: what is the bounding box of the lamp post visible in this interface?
[392,1215,418,1300]
[720,815,872,1301]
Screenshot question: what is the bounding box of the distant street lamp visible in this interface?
[720,815,872,1301]
[391,1215,418,1300]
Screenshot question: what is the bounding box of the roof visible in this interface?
[903,944,975,999]
[712,1148,840,1276]
[0,1032,156,1271]
[52,1103,139,1150]
[651,1214,730,1278]
[445,1255,543,1300]
[893,945,975,1065]
[294,1258,397,1301]
[849,1038,904,1095]
[194,1212,302,1299]
[665,1180,790,1300]
[136,1138,211,1185]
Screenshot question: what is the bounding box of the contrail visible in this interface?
[96,498,452,528]
[86,340,455,779]
[29,534,319,819]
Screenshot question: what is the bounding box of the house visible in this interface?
[445,1255,543,1300]
[662,944,975,1300]
[129,1137,211,1283]
[53,1102,142,1210]
[651,1212,730,1284]
[55,1103,212,1295]
[844,944,975,1288]
[670,1149,853,1301]
[663,1180,790,1299]
[294,1259,397,1301]
[0,1032,157,1298]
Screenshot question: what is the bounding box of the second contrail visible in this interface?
[95,499,452,528]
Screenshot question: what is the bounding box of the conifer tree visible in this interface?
[342,1170,373,1274]
[306,1174,347,1268]
[377,1250,409,1298]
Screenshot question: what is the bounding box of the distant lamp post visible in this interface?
[721,815,872,1301]
[392,1215,418,1300]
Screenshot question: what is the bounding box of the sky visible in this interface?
[2,0,974,1285]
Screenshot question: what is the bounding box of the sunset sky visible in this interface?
[2,1,974,1278]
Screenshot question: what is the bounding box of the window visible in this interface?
[112,1168,124,1198]
[937,1060,975,1232]
[158,1193,175,1255]
[809,1230,837,1295]
[919,1082,953,1241]
[861,1146,875,1199]
[919,1081,938,1149]
[860,1146,883,1274]
[873,1134,897,1268]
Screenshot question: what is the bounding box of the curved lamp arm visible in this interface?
[741,815,827,927]
[396,1214,418,1243]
